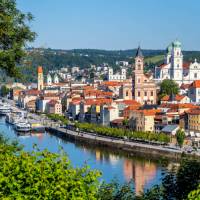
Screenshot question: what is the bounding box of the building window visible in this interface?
[144,91,147,96]
[138,64,141,70]
[138,78,140,83]
[194,73,197,78]
[126,91,129,96]
[138,91,140,97]
[151,91,153,96]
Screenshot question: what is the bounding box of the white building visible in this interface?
[46,73,59,85]
[188,80,200,103]
[155,40,200,85]
[107,67,126,81]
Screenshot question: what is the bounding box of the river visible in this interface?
[0,116,168,194]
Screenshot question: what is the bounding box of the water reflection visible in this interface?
[0,117,167,192]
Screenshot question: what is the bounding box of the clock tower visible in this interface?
[37,66,44,91]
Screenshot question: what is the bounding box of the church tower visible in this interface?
[132,46,144,100]
[37,66,44,91]
[54,74,59,83]
[171,40,183,84]
[47,73,52,85]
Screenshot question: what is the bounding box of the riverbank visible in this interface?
[46,127,199,160]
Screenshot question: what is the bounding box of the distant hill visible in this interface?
[2,48,200,83]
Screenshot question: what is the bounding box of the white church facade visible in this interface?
[47,73,59,85]
[107,67,126,81]
[155,40,200,85]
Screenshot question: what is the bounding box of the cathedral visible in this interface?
[155,40,200,85]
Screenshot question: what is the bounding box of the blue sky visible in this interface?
[17,0,200,50]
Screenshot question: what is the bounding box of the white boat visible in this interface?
[14,122,31,132]
[0,105,11,115]
[6,114,20,125]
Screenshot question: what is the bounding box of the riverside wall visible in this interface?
[46,127,190,160]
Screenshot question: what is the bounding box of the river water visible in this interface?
[0,116,168,194]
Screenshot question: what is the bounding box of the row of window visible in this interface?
[138,91,154,97]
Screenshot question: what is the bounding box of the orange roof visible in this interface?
[135,109,161,116]
[124,105,141,111]
[190,80,200,88]
[183,62,191,69]
[37,66,43,73]
[83,98,113,106]
[122,99,141,105]
[102,81,123,87]
[180,83,190,90]
[161,94,186,102]
[159,103,199,109]
[24,89,41,96]
[187,109,200,115]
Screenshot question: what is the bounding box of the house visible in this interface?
[100,103,119,126]
[47,100,62,115]
[188,80,200,103]
[36,93,60,113]
[187,109,200,137]
[18,89,41,109]
[161,94,190,104]
[129,109,160,132]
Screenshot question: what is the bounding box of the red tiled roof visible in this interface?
[183,62,191,69]
[161,94,186,102]
[187,108,200,115]
[180,83,190,90]
[190,80,200,88]
[24,89,41,96]
[135,109,161,116]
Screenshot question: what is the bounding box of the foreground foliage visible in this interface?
[0,133,199,199]
[0,141,100,199]
[75,122,170,144]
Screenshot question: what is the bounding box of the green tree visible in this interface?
[188,185,200,200]
[176,129,185,148]
[1,85,9,97]
[159,79,179,99]
[0,138,100,199]
[0,0,35,77]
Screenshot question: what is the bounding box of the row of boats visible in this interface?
[0,102,45,133]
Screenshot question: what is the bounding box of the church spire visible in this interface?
[135,46,143,57]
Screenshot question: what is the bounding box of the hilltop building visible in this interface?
[132,46,157,105]
[155,40,200,85]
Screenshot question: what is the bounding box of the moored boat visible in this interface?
[14,122,31,132]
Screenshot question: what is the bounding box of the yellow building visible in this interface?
[188,109,200,131]
[129,109,160,132]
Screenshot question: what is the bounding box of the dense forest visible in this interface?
[2,48,200,83]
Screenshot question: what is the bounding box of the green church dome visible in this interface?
[166,43,172,54]
[172,40,181,48]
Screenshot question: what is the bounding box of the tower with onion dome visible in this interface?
[171,40,183,84]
